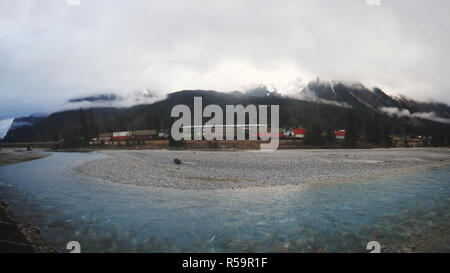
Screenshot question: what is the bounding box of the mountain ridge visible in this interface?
[2,82,450,144]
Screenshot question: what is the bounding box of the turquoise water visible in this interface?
[0,152,449,253]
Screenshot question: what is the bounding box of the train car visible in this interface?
[133,130,158,141]
[179,124,281,140]
[113,131,132,141]
[253,128,284,139]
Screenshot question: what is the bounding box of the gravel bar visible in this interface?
[74,148,450,190]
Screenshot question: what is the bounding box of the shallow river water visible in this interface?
[0,152,449,252]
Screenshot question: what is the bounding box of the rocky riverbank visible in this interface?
[0,200,56,253]
[0,148,52,167]
[0,148,56,252]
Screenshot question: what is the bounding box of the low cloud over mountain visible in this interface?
[65,90,159,109]
[380,107,450,124]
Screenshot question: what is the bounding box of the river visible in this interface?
[0,151,449,252]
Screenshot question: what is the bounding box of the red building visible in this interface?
[293,128,307,139]
[335,130,346,140]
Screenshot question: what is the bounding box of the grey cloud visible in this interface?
[64,90,164,109]
[1,0,450,119]
[380,107,450,124]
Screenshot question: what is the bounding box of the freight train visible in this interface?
[94,129,161,145]
[92,127,346,145]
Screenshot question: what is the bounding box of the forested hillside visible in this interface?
[3,84,450,147]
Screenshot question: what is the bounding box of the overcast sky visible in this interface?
[1,0,450,122]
